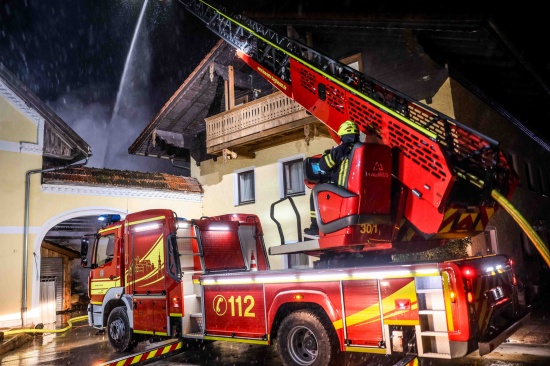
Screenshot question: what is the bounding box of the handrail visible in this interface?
[270,196,302,246]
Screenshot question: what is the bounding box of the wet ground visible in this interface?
[1,298,549,366]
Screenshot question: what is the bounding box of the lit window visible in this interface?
[234,168,255,205]
[283,158,305,197]
[278,155,305,199]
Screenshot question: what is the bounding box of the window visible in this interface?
[234,167,255,205]
[283,158,305,197]
[279,155,305,198]
[96,234,115,266]
[166,233,182,281]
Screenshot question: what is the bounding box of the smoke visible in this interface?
[46,0,181,174]
[1,0,218,175]
[51,85,178,173]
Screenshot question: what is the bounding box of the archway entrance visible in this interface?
[34,208,127,323]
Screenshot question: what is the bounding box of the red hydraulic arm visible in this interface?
[180,0,518,239]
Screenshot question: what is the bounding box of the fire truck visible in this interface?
[80,0,538,365]
[84,210,527,366]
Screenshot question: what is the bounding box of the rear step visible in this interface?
[184,313,204,338]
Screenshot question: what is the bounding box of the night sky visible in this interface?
[0,0,218,173]
[1,1,549,173]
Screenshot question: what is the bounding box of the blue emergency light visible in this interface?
[98,214,121,225]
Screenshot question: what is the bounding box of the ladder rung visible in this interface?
[420,331,449,336]
[418,310,445,314]
[416,289,442,293]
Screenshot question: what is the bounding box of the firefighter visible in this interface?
[304,120,360,236]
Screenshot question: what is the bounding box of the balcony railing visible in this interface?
[205,91,323,156]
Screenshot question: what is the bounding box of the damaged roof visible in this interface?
[129,40,272,164]
[0,62,92,163]
[42,166,203,194]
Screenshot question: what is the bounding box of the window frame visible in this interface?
[340,52,363,72]
[278,155,306,199]
[234,166,256,206]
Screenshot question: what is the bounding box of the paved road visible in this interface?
[1,305,549,366]
[1,323,549,366]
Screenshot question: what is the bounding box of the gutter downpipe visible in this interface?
[22,157,88,326]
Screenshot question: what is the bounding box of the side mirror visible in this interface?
[80,236,91,268]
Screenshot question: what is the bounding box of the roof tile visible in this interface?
[42,166,203,194]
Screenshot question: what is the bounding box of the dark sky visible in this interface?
[1,1,549,173]
[0,0,218,173]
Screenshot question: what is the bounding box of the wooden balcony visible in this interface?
[205,91,329,158]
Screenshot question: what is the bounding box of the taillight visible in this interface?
[464,276,475,304]
[462,266,476,278]
[172,297,180,308]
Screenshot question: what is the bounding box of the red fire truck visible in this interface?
[80,0,535,364]
[82,210,526,366]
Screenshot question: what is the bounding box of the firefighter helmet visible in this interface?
[337,120,359,136]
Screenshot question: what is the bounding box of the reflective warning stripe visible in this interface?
[101,340,182,366]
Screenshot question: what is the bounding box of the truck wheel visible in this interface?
[107,307,137,352]
[277,310,339,366]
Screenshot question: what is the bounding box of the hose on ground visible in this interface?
[2,315,88,336]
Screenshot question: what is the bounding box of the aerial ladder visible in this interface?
[179,0,550,266]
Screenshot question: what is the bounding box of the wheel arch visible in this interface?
[101,289,131,328]
[268,291,343,348]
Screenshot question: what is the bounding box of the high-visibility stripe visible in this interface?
[127,215,165,226]
[344,346,387,354]
[324,153,335,168]
[383,319,418,326]
[99,225,121,234]
[134,330,168,336]
[203,335,269,345]
[90,279,121,295]
[338,157,349,186]
[101,340,182,366]
[442,271,454,331]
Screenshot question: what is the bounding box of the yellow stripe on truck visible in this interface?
[90,279,121,295]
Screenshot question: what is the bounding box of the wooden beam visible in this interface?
[228,65,235,110]
[213,62,252,89]
[224,80,229,111]
[42,241,80,259]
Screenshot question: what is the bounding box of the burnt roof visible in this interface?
[42,166,203,194]
[129,40,272,163]
[0,62,92,163]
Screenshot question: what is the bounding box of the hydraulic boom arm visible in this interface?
[181,0,518,239]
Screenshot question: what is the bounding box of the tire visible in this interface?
[276,310,339,366]
[107,307,137,352]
